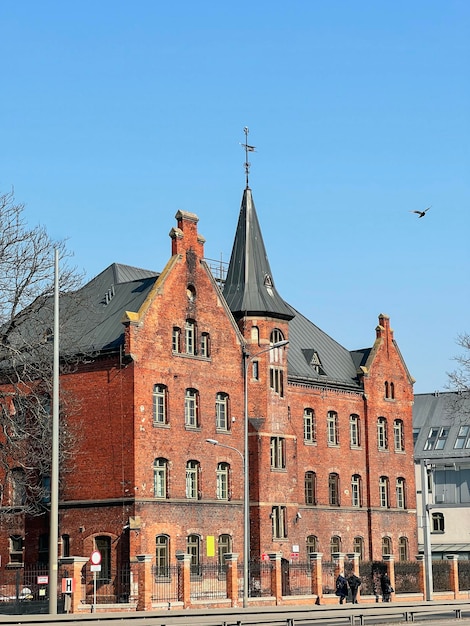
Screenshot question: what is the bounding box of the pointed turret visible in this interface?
[223,187,294,321]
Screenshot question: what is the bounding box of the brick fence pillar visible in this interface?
[383,555,395,601]
[308,552,323,601]
[59,556,88,614]
[135,554,153,611]
[416,554,426,599]
[267,552,282,605]
[446,555,459,598]
[224,553,239,607]
[176,553,192,608]
[331,552,345,579]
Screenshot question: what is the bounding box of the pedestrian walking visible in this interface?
[347,573,361,604]
[381,573,393,602]
[335,573,348,604]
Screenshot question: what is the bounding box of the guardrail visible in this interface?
[1,601,470,625]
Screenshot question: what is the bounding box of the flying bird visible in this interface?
[410,206,431,218]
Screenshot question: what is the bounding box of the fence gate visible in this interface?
[0,565,62,615]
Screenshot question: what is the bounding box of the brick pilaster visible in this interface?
[383,555,395,601]
[267,552,282,604]
[176,553,192,608]
[308,552,323,600]
[446,555,459,598]
[59,557,88,614]
[135,554,153,611]
[224,552,239,607]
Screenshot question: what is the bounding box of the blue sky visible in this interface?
[1,1,469,394]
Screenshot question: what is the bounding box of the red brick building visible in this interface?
[1,182,417,580]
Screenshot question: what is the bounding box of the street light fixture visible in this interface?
[206,339,288,608]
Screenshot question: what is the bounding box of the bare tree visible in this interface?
[447,333,470,393]
[0,189,84,517]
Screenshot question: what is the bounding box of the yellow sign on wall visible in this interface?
[206,535,215,557]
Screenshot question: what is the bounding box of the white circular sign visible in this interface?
[90,550,101,565]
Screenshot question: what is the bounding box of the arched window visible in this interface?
[186,284,196,302]
[304,408,316,443]
[329,473,340,506]
[350,414,360,447]
[390,382,395,399]
[153,458,168,498]
[396,477,406,509]
[384,381,389,398]
[95,536,111,581]
[218,534,232,568]
[61,534,70,558]
[270,329,285,356]
[156,535,170,577]
[377,417,388,450]
[187,534,201,575]
[153,384,168,425]
[382,536,392,557]
[306,535,319,555]
[351,474,362,507]
[379,476,389,508]
[186,460,200,499]
[327,411,339,445]
[251,325,260,345]
[394,420,404,451]
[330,535,342,555]
[353,536,364,560]
[216,462,230,500]
[305,471,317,505]
[216,392,229,431]
[185,388,199,427]
[398,536,409,561]
[271,506,287,539]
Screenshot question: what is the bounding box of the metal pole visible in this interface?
[48,248,59,614]
[421,459,433,600]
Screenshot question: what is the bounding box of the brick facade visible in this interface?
[0,201,417,588]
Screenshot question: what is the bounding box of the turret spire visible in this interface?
[240,126,256,188]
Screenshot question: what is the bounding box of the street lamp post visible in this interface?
[206,338,288,609]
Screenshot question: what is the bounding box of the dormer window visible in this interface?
[310,351,325,375]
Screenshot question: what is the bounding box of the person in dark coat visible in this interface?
[381,573,393,602]
[335,573,348,604]
[347,573,361,604]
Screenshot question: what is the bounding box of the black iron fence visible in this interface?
[81,562,131,604]
[0,564,58,614]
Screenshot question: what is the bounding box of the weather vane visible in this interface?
[240,126,256,188]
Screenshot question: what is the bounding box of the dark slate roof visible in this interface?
[62,263,159,353]
[223,187,294,321]
[286,303,361,390]
[413,391,470,461]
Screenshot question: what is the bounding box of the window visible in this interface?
[218,534,232,569]
[216,392,229,431]
[384,381,395,399]
[396,477,406,509]
[423,426,450,450]
[384,381,389,398]
[379,476,389,508]
[382,536,392,557]
[186,460,200,499]
[330,535,341,555]
[251,325,260,344]
[61,534,70,558]
[398,537,409,562]
[351,474,362,507]
[394,420,404,451]
[200,333,210,358]
[304,409,316,443]
[327,411,339,445]
[156,535,169,577]
[185,319,196,355]
[310,350,326,375]
[154,458,168,498]
[270,437,286,470]
[38,533,49,564]
[432,512,445,532]
[269,367,284,396]
[454,426,470,449]
[350,414,360,447]
[377,417,388,450]
[95,536,111,581]
[413,428,420,447]
[252,360,259,380]
[153,384,168,425]
[306,535,318,555]
[271,506,287,539]
[353,536,364,560]
[10,468,26,507]
[185,388,199,428]
[172,327,181,353]
[390,382,395,399]
[186,284,196,301]
[270,329,285,358]
[329,473,340,506]
[9,535,23,564]
[305,471,317,505]
[216,462,230,500]
[187,534,201,576]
